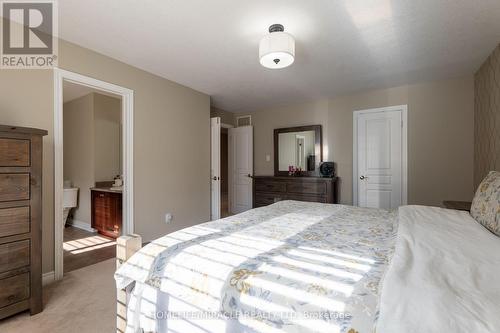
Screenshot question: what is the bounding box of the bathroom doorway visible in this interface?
[53,69,134,281]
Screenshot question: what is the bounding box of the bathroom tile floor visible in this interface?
[63,226,116,273]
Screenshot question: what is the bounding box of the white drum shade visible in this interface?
[259,31,295,69]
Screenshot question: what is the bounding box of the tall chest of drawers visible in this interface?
[0,125,47,319]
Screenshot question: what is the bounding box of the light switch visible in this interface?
[266,154,271,162]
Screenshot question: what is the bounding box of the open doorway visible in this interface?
[54,69,134,280]
[210,117,235,220]
[220,127,230,217]
[61,81,122,273]
[211,117,253,219]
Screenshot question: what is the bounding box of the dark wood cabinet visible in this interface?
[253,176,338,208]
[0,125,47,320]
[91,190,122,239]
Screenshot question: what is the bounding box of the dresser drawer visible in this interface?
[254,192,285,207]
[255,181,286,193]
[0,240,30,273]
[0,272,30,308]
[286,193,327,203]
[286,181,327,195]
[0,174,30,201]
[0,206,30,238]
[253,177,337,209]
[0,139,30,167]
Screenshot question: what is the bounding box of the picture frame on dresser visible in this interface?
[0,125,47,319]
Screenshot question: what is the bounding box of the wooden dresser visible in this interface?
[0,125,47,319]
[253,176,338,208]
[91,189,122,239]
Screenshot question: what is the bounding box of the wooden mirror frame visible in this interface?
[274,125,323,177]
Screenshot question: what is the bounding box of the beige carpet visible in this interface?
[0,259,116,333]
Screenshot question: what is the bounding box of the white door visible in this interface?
[211,117,221,220]
[354,106,407,209]
[229,126,253,214]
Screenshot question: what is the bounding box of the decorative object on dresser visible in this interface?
[253,176,338,207]
[319,161,335,178]
[91,188,122,239]
[443,200,472,212]
[0,125,47,319]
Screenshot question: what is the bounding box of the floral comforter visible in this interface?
[115,200,397,333]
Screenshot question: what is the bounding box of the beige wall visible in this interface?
[93,93,122,182]
[253,99,330,175]
[474,44,500,187]
[211,107,235,126]
[0,37,211,274]
[252,76,475,206]
[63,94,95,225]
[61,40,211,256]
[0,70,55,273]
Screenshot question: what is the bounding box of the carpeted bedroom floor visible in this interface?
[0,259,116,333]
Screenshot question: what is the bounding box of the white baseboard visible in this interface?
[43,271,55,286]
[67,219,96,233]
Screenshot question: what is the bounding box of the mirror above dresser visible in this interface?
[274,125,322,176]
[253,124,338,208]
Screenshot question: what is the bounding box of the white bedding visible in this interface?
[116,202,500,333]
[376,205,500,332]
[116,201,397,333]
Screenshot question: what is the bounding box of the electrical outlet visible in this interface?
[165,213,173,224]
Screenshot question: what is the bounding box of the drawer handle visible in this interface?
[99,194,105,197]
[7,295,16,302]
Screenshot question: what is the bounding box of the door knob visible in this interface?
[247,174,253,178]
[212,176,217,181]
[360,175,367,180]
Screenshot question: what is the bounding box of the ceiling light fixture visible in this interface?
[259,24,295,69]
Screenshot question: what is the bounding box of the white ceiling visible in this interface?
[58,0,500,112]
[63,81,121,103]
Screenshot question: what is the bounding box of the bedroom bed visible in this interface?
[115,172,500,333]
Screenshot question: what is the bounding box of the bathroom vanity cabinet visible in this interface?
[0,125,47,319]
[91,189,122,239]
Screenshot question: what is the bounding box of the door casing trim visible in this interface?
[53,68,134,280]
[352,105,408,206]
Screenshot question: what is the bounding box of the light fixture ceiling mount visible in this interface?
[268,23,284,33]
[259,24,295,69]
